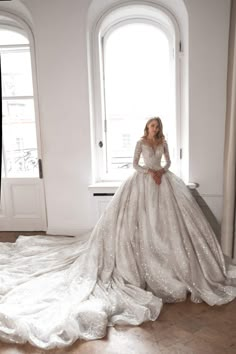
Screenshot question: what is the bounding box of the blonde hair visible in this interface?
[142,117,165,141]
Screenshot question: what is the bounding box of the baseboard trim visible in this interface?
[46,227,91,237]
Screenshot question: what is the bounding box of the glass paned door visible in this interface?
[2,98,38,177]
[1,46,39,178]
[0,28,46,231]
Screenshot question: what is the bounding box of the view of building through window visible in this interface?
[0,29,38,177]
[103,22,176,179]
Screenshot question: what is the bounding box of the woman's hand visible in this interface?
[148,169,156,178]
[148,169,160,184]
[155,168,165,185]
[148,169,165,185]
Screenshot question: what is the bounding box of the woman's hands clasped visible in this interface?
[148,168,165,185]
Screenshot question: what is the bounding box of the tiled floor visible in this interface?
[0,232,236,354]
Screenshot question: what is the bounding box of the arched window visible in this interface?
[0,13,47,231]
[0,26,38,177]
[89,4,181,182]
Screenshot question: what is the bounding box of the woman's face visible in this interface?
[147,120,159,137]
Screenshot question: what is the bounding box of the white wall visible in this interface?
[21,0,94,234]
[186,0,230,220]
[0,0,231,233]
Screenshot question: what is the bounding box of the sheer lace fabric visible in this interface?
[133,139,171,173]
[0,140,236,349]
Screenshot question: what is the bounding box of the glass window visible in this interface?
[0,29,29,45]
[2,99,38,177]
[101,22,176,180]
[1,49,34,97]
[1,29,39,178]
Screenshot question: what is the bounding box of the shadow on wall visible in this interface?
[190,189,221,242]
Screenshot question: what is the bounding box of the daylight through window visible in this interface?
[102,22,176,179]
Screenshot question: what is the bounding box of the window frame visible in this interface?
[88,3,182,182]
[0,17,42,178]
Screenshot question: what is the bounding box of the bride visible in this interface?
[0,117,236,349]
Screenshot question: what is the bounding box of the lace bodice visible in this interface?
[133,139,171,173]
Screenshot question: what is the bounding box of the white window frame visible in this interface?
[1,29,34,177]
[0,12,43,179]
[0,11,47,231]
[88,3,182,182]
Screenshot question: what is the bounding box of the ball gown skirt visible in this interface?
[0,139,236,349]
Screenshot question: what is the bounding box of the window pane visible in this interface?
[1,49,33,97]
[104,23,175,178]
[108,117,145,170]
[0,29,29,45]
[2,99,39,177]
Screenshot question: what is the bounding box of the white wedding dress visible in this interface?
[0,139,236,349]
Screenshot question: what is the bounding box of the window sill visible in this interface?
[88,182,122,194]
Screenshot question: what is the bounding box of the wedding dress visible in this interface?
[0,139,236,349]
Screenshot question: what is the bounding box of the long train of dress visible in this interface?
[0,139,236,349]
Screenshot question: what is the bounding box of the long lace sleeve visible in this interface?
[133,140,149,173]
[163,140,171,171]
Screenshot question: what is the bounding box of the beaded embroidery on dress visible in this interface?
[0,139,236,349]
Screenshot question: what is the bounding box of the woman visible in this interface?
[0,117,235,349]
